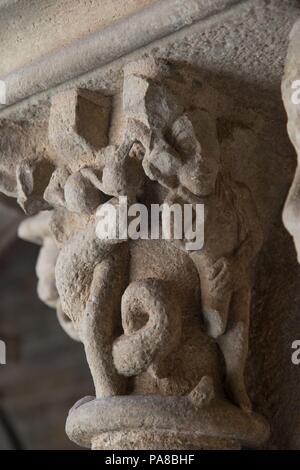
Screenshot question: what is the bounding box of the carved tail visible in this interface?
[113,279,181,377]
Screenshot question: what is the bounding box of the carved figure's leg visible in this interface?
[80,244,129,398]
[217,287,251,412]
[200,276,232,339]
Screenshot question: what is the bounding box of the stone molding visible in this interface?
[0,0,244,108]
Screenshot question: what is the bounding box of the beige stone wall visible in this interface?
[0,0,155,76]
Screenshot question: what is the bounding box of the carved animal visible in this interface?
[143,108,263,411]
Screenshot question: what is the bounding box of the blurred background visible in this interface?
[0,195,93,449]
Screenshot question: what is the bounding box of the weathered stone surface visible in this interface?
[0,0,156,77]
[9,58,270,449]
[66,392,269,450]
[1,0,300,451]
[48,90,112,168]
[0,0,243,107]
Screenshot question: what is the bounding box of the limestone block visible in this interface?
[49,89,112,170]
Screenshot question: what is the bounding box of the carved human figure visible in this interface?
[42,138,146,397]
[143,110,263,411]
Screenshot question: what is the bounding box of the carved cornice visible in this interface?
[0,0,246,109]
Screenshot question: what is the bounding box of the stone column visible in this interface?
[1,0,299,450]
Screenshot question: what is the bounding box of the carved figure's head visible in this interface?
[143,111,220,197]
[172,111,220,197]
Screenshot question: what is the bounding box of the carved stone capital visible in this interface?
[0,55,271,449]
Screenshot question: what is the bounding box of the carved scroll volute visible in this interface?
[282,19,300,261]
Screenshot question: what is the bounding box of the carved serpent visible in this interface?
[113,278,182,377]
